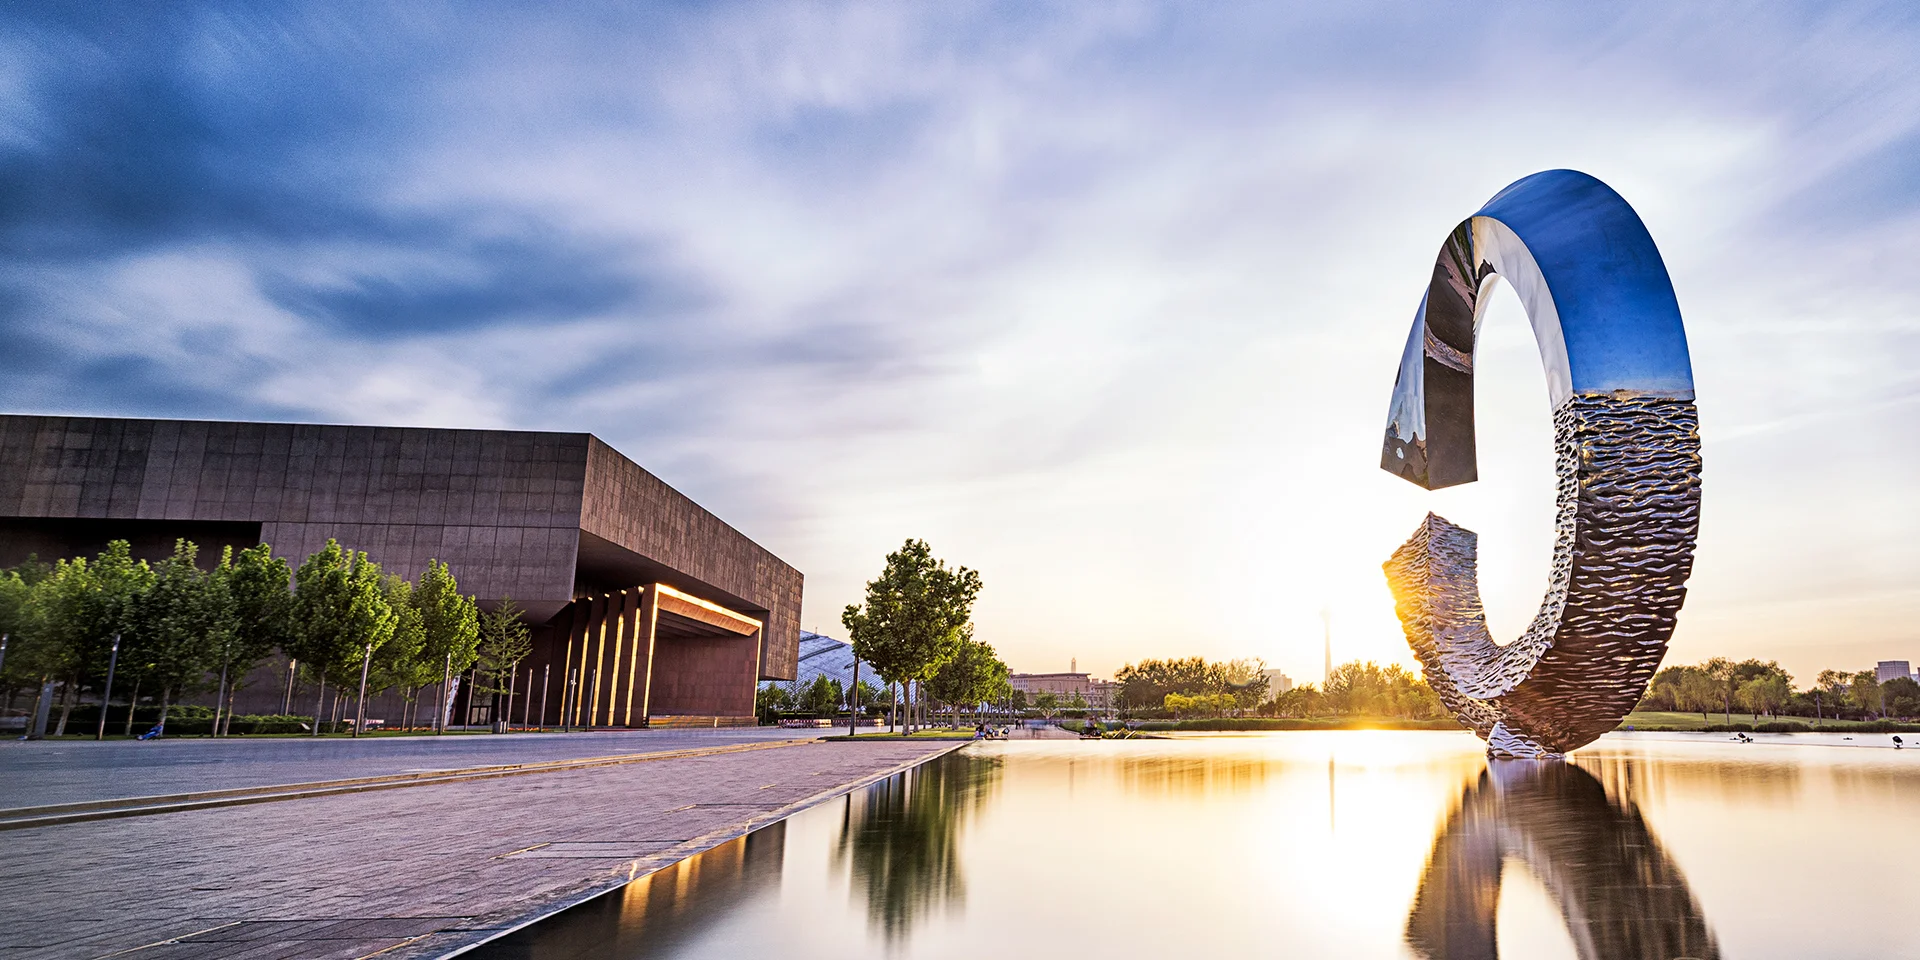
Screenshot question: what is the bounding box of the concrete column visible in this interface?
[636,585,662,724]
[586,594,609,726]
[565,600,589,727]
[619,589,643,726]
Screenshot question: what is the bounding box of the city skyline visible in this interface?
[3,3,1917,685]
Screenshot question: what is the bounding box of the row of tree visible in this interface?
[1642,658,1920,721]
[1265,661,1447,720]
[840,539,1011,732]
[0,538,532,738]
[1113,656,1270,716]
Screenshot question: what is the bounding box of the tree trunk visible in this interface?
[124,678,141,736]
[312,674,327,737]
[53,678,75,736]
[157,686,174,731]
[222,679,239,736]
[28,676,53,739]
[212,662,229,738]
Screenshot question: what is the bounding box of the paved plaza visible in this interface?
[0,727,823,809]
[0,732,960,960]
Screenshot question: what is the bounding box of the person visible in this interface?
[136,721,165,741]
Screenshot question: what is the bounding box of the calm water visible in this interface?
[474,732,1920,960]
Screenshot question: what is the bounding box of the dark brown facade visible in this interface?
[0,414,801,725]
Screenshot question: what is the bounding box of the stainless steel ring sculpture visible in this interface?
[1381,169,1702,759]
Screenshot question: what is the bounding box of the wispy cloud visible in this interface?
[2,1,1917,682]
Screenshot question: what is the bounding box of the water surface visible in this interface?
[476,732,1920,960]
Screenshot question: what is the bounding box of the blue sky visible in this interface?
[4,2,1918,684]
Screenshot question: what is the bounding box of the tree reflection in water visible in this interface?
[835,752,1001,943]
[1407,761,1718,960]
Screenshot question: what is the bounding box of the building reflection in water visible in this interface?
[473,821,788,960]
[834,752,1000,943]
[1406,761,1719,960]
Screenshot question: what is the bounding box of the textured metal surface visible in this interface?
[1379,171,1701,758]
[1406,762,1719,959]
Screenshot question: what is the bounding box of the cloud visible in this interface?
[1,1,1918,683]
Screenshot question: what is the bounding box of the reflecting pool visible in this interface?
[474,732,1920,960]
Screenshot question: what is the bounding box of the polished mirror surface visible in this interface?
[476,734,1919,960]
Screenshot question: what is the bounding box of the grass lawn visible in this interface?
[834,729,980,739]
[1618,710,1866,730]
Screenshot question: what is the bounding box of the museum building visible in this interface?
[0,414,802,727]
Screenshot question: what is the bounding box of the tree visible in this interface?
[413,559,480,732]
[1676,667,1721,721]
[207,544,294,736]
[1883,677,1920,718]
[1737,673,1791,719]
[841,539,983,733]
[1034,691,1059,718]
[0,570,32,706]
[370,574,429,729]
[1849,669,1885,719]
[1269,684,1324,719]
[924,636,1009,727]
[475,597,533,729]
[1221,658,1269,714]
[130,541,213,733]
[289,541,397,734]
[1114,657,1223,711]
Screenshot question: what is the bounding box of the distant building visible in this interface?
[1010,670,1117,708]
[1090,679,1120,709]
[1011,672,1091,698]
[1877,661,1914,684]
[1263,669,1293,697]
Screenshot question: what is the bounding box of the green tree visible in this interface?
[1033,691,1059,718]
[1222,658,1269,713]
[413,559,480,732]
[1114,657,1224,712]
[370,573,429,729]
[130,541,215,733]
[34,542,156,735]
[841,539,983,733]
[924,636,1009,727]
[206,544,294,736]
[475,597,533,729]
[1849,669,1885,719]
[289,541,396,734]
[1737,673,1791,718]
[1269,684,1324,719]
[1882,676,1920,718]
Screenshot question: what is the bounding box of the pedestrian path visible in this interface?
[0,726,818,809]
[0,737,962,960]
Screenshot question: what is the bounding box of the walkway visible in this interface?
[0,735,961,960]
[0,726,819,809]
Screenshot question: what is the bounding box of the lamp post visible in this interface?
[539,664,551,732]
[436,651,452,735]
[352,641,373,737]
[95,634,120,741]
[283,658,297,716]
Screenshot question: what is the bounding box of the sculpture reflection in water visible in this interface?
[834,752,1000,943]
[1406,762,1719,960]
[1381,169,1703,759]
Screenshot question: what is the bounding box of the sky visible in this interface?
[3,2,1918,686]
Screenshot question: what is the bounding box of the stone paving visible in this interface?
[0,738,960,960]
[0,727,822,809]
